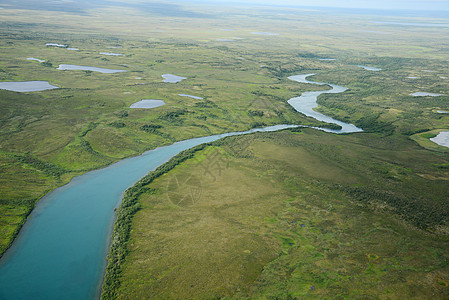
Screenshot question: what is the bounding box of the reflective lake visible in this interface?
[162,74,186,83]
[100,52,124,56]
[130,99,166,108]
[46,43,67,47]
[27,57,45,63]
[431,131,449,148]
[178,94,203,100]
[410,92,444,97]
[357,65,381,71]
[0,81,58,92]
[57,64,126,74]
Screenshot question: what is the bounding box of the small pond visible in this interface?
[162,74,186,83]
[178,94,203,100]
[100,52,124,56]
[430,131,449,148]
[130,99,166,108]
[410,92,444,97]
[57,64,126,74]
[0,81,58,92]
[46,43,67,47]
[357,65,381,71]
[27,58,45,63]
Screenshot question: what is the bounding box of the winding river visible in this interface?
[0,74,361,299]
[288,74,363,133]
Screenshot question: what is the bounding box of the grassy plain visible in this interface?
[0,1,448,298]
[112,129,449,299]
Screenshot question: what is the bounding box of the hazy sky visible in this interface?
[192,0,449,11]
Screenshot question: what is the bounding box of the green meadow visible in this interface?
[0,1,448,298]
[108,129,449,299]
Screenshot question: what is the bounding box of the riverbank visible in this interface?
[0,125,300,300]
[109,129,449,299]
[101,142,210,298]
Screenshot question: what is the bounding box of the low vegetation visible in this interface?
[107,129,449,299]
[0,2,448,299]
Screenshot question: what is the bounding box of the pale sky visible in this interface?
[191,0,449,11]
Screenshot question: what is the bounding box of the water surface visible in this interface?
[430,131,449,148]
[287,74,363,134]
[57,64,126,74]
[357,65,381,71]
[27,57,45,63]
[410,92,444,97]
[100,52,124,56]
[46,43,67,47]
[178,94,203,100]
[130,99,166,108]
[437,110,448,114]
[0,81,58,92]
[162,74,186,83]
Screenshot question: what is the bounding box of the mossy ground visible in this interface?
[115,130,449,299]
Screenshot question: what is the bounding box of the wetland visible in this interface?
[0,2,448,299]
